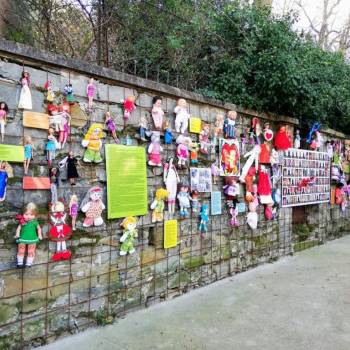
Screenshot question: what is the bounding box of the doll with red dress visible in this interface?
[259,123,273,164]
[274,125,291,151]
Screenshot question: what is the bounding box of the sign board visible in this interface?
[164,220,178,249]
[23,111,50,129]
[23,177,50,190]
[211,191,222,215]
[189,117,201,134]
[0,144,24,162]
[190,168,212,192]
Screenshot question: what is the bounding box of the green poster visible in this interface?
[0,144,24,162]
[105,144,148,219]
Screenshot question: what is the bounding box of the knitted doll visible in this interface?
[190,142,199,165]
[105,111,119,143]
[0,161,12,202]
[58,151,79,186]
[69,194,79,231]
[177,184,191,218]
[199,204,209,233]
[120,216,138,256]
[220,140,240,175]
[199,123,211,154]
[44,80,55,102]
[239,145,260,183]
[247,184,258,230]
[123,96,136,123]
[46,127,58,166]
[82,123,104,163]
[23,136,34,175]
[64,83,75,103]
[163,157,180,215]
[148,131,163,167]
[294,129,301,149]
[139,115,149,141]
[257,166,273,204]
[223,176,240,208]
[18,71,32,110]
[274,125,291,151]
[0,101,8,142]
[176,135,191,168]
[150,188,168,223]
[152,96,164,130]
[81,186,105,227]
[49,201,72,261]
[244,167,256,202]
[163,119,173,144]
[15,203,42,268]
[87,78,95,110]
[174,98,190,134]
[223,110,237,139]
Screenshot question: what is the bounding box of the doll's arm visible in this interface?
[15,225,21,238]
[81,202,90,213]
[148,143,154,154]
[150,200,157,210]
[120,232,128,242]
[100,201,106,210]
[58,156,68,169]
[82,139,89,147]
[37,225,43,240]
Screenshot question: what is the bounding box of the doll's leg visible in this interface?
[94,217,103,226]
[175,118,181,133]
[72,216,76,230]
[26,244,36,267]
[0,120,4,141]
[51,184,57,204]
[181,118,188,134]
[17,244,26,267]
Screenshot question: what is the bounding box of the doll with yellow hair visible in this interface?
[120,216,138,255]
[150,188,168,222]
[82,123,104,163]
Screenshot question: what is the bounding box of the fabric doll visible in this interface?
[223,176,240,208]
[148,131,163,167]
[223,110,237,139]
[15,203,42,268]
[81,186,105,227]
[50,167,59,205]
[191,190,200,213]
[190,142,199,165]
[176,135,191,168]
[105,111,119,143]
[46,127,58,166]
[23,136,34,175]
[0,101,8,142]
[229,207,239,227]
[123,96,136,123]
[0,161,12,202]
[150,188,169,222]
[139,115,149,141]
[199,204,209,234]
[177,184,191,218]
[58,151,79,185]
[174,98,190,134]
[211,161,220,184]
[220,140,240,175]
[163,118,173,144]
[294,130,301,149]
[49,201,72,261]
[120,216,138,256]
[152,96,164,130]
[69,194,79,231]
[82,123,104,163]
[199,123,211,154]
[249,117,262,144]
[87,78,95,110]
[163,157,180,215]
[18,71,32,110]
[64,83,75,103]
[257,165,273,205]
[239,145,261,183]
[274,125,291,151]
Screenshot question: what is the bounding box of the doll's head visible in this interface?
[176,135,192,147]
[177,98,187,108]
[152,96,162,107]
[227,110,237,120]
[190,142,199,151]
[48,127,55,136]
[23,202,37,221]
[279,125,286,132]
[85,123,104,140]
[69,194,78,206]
[24,136,32,145]
[0,102,8,112]
[225,176,237,187]
[179,184,189,193]
[155,188,168,201]
[105,111,111,120]
[126,96,135,103]
[251,117,260,129]
[191,190,199,200]
[51,167,58,176]
[51,201,65,214]
[121,216,137,230]
[89,77,94,84]
[89,186,103,201]
[215,114,224,126]
[296,129,300,136]
[163,118,170,130]
[202,123,210,134]
[22,71,30,81]
[264,122,270,131]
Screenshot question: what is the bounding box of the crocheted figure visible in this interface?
[223,110,237,139]
[82,123,104,163]
[199,123,211,154]
[152,96,164,130]
[81,186,105,227]
[123,96,136,123]
[18,71,32,110]
[174,98,190,134]
[148,131,163,167]
[274,125,291,151]
[229,207,239,227]
[163,158,180,215]
[176,135,191,168]
[177,184,191,218]
[199,204,209,233]
[190,142,199,165]
[120,216,138,256]
[150,188,168,223]
[0,101,8,142]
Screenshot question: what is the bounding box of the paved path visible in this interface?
[41,236,350,350]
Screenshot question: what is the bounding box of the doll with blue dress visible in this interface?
[24,136,34,175]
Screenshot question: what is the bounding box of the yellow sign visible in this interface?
[0,144,24,162]
[105,144,148,219]
[23,111,50,129]
[189,117,202,134]
[164,220,178,249]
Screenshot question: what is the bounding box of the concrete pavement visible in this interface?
[40,235,350,350]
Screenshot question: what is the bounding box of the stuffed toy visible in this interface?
[123,96,136,123]
[148,131,163,167]
[174,98,190,134]
[274,125,291,151]
[82,123,104,163]
[150,188,168,222]
[257,165,273,204]
[229,207,239,227]
[152,96,164,130]
[176,135,191,168]
[120,216,138,255]
[223,110,237,139]
[81,186,105,227]
[177,184,191,218]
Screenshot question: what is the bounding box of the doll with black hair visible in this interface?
[18,71,32,110]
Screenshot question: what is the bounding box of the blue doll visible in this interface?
[164,118,173,144]
[199,204,209,233]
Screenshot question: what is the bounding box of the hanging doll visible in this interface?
[105,111,119,143]
[177,184,191,218]
[240,132,248,155]
[199,204,209,234]
[152,96,164,130]
[69,194,79,231]
[0,101,8,142]
[148,131,163,167]
[120,216,138,256]
[46,127,58,166]
[176,135,191,168]
[163,118,173,144]
[150,188,169,223]
[260,124,273,164]
[211,161,220,184]
[49,201,72,261]
[87,78,95,110]
[220,140,240,175]
[229,207,239,227]
[212,114,224,151]
[274,125,291,151]
[257,165,273,205]
[48,105,62,133]
[190,142,199,165]
[249,117,262,144]
[58,151,79,185]
[81,186,105,227]
[335,182,344,206]
[223,110,237,139]
[294,129,301,149]
[239,145,260,183]
[82,123,104,163]
[244,167,256,202]
[123,96,136,123]
[174,98,190,134]
[44,80,55,102]
[199,123,211,154]
[0,161,12,202]
[23,136,34,175]
[247,184,259,230]
[191,190,200,213]
[223,176,240,208]
[57,106,71,149]
[163,157,180,215]
[139,115,149,142]
[64,83,75,103]
[50,167,59,205]
[15,202,42,268]
[18,71,32,110]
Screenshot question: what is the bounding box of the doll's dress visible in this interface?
[274,130,291,150]
[18,78,32,110]
[259,143,270,164]
[17,220,39,244]
[152,107,164,129]
[24,144,32,160]
[106,118,116,132]
[49,223,72,241]
[87,84,95,97]
[70,203,78,217]
[0,170,8,200]
[67,157,79,179]
[177,192,191,208]
[164,129,172,144]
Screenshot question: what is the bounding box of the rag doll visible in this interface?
[163,119,173,144]
[223,176,240,208]
[69,194,79,231]
[213,114,224,147]
[174,98,190,134]
[0,101,8,142]
[274,125,291,151]
[82,123,104,163]
[223,110,237,139]
[150,188,168,222]
[0,161,12,201]
[152,96,164,130]
[229,207,239,227]
[23,136,34,175]
[294,130,301,149]
[87,77,95,110]
[105,111,119,143]
[120,216,138,256]
[15,203,42,268]
[199,204,209,234]
[58,151,79,185]
[148,131,163,167]
[176,135,191,168]
[46,127,58,166]
[163,157,180,215]
[81,186,105,227]
[199,123,211,154]
[177,184,191,218]
[257,165,273,205]
[247,184,258,230]
[18,71,32,110]
[123,96,136,123]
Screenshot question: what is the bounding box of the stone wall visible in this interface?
[0,39,348,349]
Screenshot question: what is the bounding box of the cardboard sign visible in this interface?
[70,103,88,127]
[190,168,212,192]
[23,111,50,129]
[211,191,222,215]
[23,177,50,190]
[164,220,178,249]
[189,117,201,134]
[236,202,246,213]
[105,144,148,219]
[0,144,24,162]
